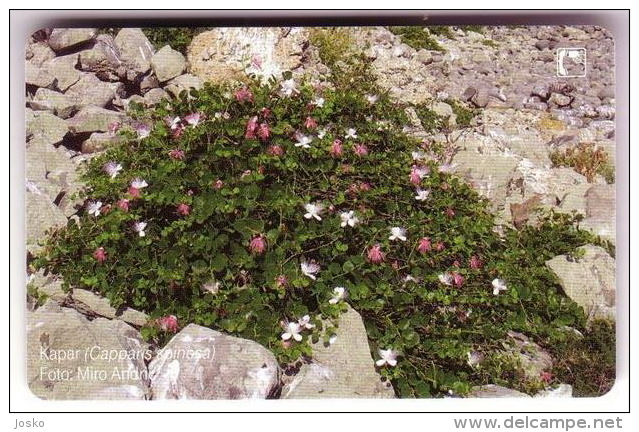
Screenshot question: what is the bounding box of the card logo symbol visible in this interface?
[556,48,587,77]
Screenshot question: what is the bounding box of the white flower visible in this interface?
[403,275,420,283]
[438,273,453,286]
[313,97,325,107]
[329,286,346,304]
[415,188,431,201]
[328,335,338,345]
[86,201,102,217]
[280,79,298,97]
[294,132,314,149]
[132,221,147,237]
[298,315,315,330]
[301,261,321,280]
[130,178,148,189]
[281,321,302,342]
[376,349,398,367]
[303,203,323,221]
[339,210,359,228]
[166,116,181,130]
[344,128,358,139]
[202,280,220,294]
[492,278,508,295]
[411,151,427,161]
[317,127,327,139]
[103,162,123,179]
[366,94,379,104]
[389,227,407,241]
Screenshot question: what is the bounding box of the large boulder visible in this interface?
[25,109,69,145]
[44,54,81,91]
[81,132,124,154]
[25,41,56,66]
[503,331,553,380]
[163,74,203,99]
[546,244,615,322]
[28,88,79,119]
[26,187,68,254]
[580,184,616,245]
[187,27,308,83]
[77,34,124,81]
[148,324,279,399]
[27,300,150,399]
[281,305,395,399]
[25,61,56,89]
[65,73,121,109]
[150,45,185,83]
[48,28,96,52]
[67,106,125,134]
[114,28,155,80]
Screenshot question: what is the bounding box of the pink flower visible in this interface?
[135,123,151,139]
[171,124,185,139]
[540,371,553,384]
[213,179,224,190]
[249,235,267,254]
[417,237,432,254]
[304,116,318,130]
[257,123,271,140]
[260,107,272,118]
[93,247,107,263]
[128,186,141,199]
[108,122,121,134]
[235,87,254,103]
[409,165,429,185]
[353,143,369,157]
[446,208,456,218]
[176,203,190,216]
[117,199,130,211]
[251,55,263,70]
[165,116,181,130]
[245,115,258,139]
[452,272,465,287]
[434,241,445,252]
[275,275,288,288]
[267,144,284,156]
[158,315,178,333]
[329,139,343,157]
[359,182,372,192]
[367,244,385,264]
[469,255,483,269]
[184,112,204,127]
[168,149,185,160]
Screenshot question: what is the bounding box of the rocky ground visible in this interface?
[24,26,616,399]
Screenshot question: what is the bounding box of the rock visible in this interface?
[139,73,159,93]
[45,54,81,91]
[549,92,573,108]
[414,49,433,65]
[114,28,155,79]
[535,40,550,50]
[535,384,573,398]
[281,305,395,399]
[77,34,123,80]
[70,288,149,327]
[27,300,150,399]
[148,324,279,399]
[545,245,615,322]
[580,184,616,244]
[25,62,56,88]
[26,189,68,254]
[48,28,96,52]
[163,74,204,98]
[143,88,170,106]
[28,88,79,119]
[187,27,309,83]
[471,51,490,63]
[67,106,125,134]
[26,41,56,66]
[27,272,67,303]
[81,132,124,153]
[65,73,119,109]
[503,331,553,380]
[150,45,185,82]
[468,385,531,398]
[25,109,69,145]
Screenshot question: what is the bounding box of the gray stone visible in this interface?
[81,132,124,153]
[65,73,119,109]
[535,40,550,50]
[29,88,79,119]
[25,109,69,145]
[27,272,67,303]
[48,28,96,52]
[546,245,615,322]
[581,184,616,244]
[139,73,160,93]
[70,289,149,327]
[25,62,56,89]
[67,106,125,134]
[534,384,573,398]
[414,49,433,65]
[549,93,573,108]
[282,305,395,399]
[27,300,150,399]
[503,331,553,380]
[77,35,123,80]
[151,45,185,82]
[26,42,56,66]
[468,385,531,398]
[26,189,68,254]
[114,28,155,79]
[45,54,81,91]
[148,324,279,399]
[143,88,170,107]
[163,74,204,99]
